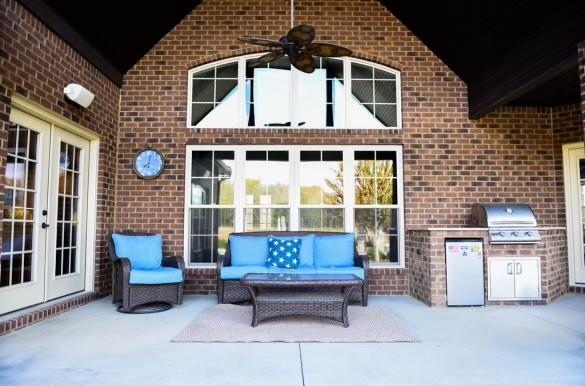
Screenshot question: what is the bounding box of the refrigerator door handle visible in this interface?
[516,262,522,275]
[507,262,514,275]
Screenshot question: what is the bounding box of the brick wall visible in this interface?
[115,0,583,295]
[0,0,120,295]
[580,41,585,135]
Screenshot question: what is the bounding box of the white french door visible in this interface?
[564,143,585,285]
[0,108,90,314]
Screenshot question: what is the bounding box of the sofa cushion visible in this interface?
[316,266,364,280]
[267,237,301,269]
[268,266,317,275]
[129,267,183,284]
[314,233,355,267]
[220,265,267,280]
[270,234,315,267]
[112,234,163,270]
[229,235,268,266]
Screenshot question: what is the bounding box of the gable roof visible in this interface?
[17,0,585,118]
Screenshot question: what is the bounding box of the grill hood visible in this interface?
[471,203,541,244]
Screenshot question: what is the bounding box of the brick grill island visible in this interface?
[407,227,568,307]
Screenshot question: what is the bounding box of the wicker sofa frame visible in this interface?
[108,231,185,312]
[217,231,369,306]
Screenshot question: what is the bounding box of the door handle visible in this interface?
[507,263,513,275]
[516,262,522,275]
[41,222,50,229]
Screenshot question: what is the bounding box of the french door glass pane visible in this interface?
[189,208,234,264]
[579,159,585,265]
[354,208,398,263]
[244,208,289,231]
[0,124,38,287]
[299,208,344,231]
[55,142,81,276]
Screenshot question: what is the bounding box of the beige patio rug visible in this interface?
[172,304,419,343]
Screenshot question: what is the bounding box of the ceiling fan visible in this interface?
[238,24,352,73]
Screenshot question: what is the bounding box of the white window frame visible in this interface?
[184,145,405,268]
[187,54,402,129]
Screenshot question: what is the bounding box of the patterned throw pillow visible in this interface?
[267,237,302,269]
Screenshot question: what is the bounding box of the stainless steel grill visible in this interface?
[471,203,541,244]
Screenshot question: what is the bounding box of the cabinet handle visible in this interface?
[507,263,513,275]
[516,263,522,275]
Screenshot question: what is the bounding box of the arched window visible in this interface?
[188,55,401,129]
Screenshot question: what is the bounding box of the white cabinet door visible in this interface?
[514,258,540,299]
[488,259,515,300]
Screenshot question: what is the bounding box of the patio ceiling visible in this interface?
[16,0,585,118]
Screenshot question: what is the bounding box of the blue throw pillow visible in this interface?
[269,234,315,266]
[314,233,355,267]
[229,235,268,266]
[112,234,163,270]
[267,237,302,269]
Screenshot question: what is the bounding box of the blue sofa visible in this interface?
[217,231,369,306]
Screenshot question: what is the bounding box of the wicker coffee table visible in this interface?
[240,273,362,328]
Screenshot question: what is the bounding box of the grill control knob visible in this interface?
[512,231,520,237]
[498,231,505,237]
[525,231,532,237]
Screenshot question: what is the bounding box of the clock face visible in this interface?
[134,148,164,179]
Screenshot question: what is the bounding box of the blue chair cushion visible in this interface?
[316,266,365,280]
[267,237,301,269]
[314,233,355,267]
[220,265,267,280]
[229,235,268,266]
[129,267,183,284]
[268,266,317,275]
[269,234,315,267]
[112,234,163,270]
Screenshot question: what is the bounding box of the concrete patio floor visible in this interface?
[0,294,583,386]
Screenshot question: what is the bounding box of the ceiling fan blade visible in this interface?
[238,37,282,48]
[287,24,316,47]
[290,52,316,73]
[247,50,285,67]
[304,43,352,57]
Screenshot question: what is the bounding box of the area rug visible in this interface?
[172,304,419,343]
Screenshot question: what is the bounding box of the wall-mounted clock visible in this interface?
[133,147,165,179]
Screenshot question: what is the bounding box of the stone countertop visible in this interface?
[407,227,566,231]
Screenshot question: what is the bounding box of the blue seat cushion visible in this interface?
[267,237,301,269]
[268,266,317,275]
[314,233,355,267]
[229,235,268,266]
[129,267,183,284]
[316,266,364,280]
[112,234,163,270]
[221,265,267,280]
[270,234,315,267]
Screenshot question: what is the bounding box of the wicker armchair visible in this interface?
[217,231,369,306]
[108,231,185,312]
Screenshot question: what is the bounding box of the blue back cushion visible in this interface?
[229,235,268,266]
[314,233,355,267]
[269,234,315,266]
[267,237,301,269]
[112,234,163,270]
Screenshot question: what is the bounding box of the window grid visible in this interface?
[186,146,404,267]
[1,124,37,287]
[188,55,401,129]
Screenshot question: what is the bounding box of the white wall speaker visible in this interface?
[63,83,95,108]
